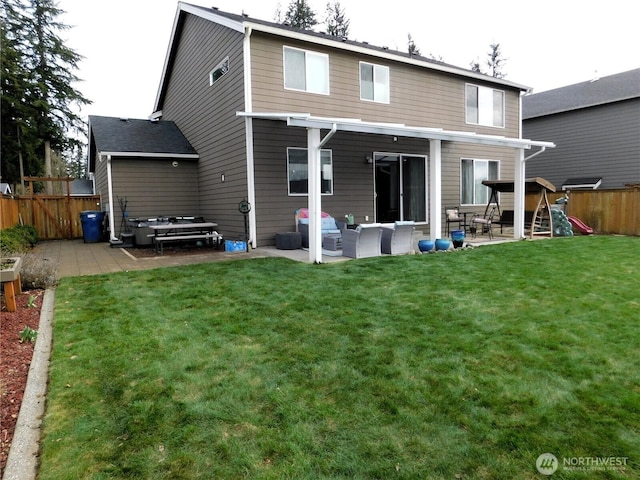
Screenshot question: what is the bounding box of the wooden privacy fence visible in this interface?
[3,189,639,239]
[526,187,640,236]
[0,195,20,229]
[1,195,101,240]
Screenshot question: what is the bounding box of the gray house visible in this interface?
[523,68,640,190]
[91,3,553,260]
[88,116,199,240]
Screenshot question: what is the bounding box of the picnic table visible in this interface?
[149,222,221,255]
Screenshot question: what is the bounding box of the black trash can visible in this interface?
[80,211,105,243]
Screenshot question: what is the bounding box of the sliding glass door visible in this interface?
[375,153,427,223]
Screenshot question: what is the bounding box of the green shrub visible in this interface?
[0,224,38,255]
[0,225,55,288]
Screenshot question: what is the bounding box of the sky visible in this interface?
[58,0,639,121]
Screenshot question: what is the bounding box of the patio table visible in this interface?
[149,222,221,254]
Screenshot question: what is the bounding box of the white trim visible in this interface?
[307,129,322,263]
[236,112,555,149]
[429,140,442,240]
[283,45,330,95]
[179,2,245,31]
[460,157,501,206]
[243,26,256,248]
[209,56,230,86]
[106,155,117,242]
[99,152,199,159]
[359,61,390,104]
[287,147,333,196]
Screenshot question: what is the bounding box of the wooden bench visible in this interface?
[154,232,222,255]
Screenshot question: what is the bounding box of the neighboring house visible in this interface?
[523,68,640,190]
[66,179,95,196]
[91,3,553,258]
[1,182,12,195]
[88,116,199,240]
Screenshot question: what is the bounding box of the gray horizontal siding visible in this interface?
[109,158,199,236]
[251,119,512,245]
[161,13,249,241]
[523,99,640,189]
[249,33,521,139]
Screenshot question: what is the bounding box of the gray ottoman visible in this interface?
[276,232,302,250]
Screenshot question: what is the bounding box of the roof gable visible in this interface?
[522,68,640,119]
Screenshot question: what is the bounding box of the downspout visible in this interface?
[106,155,119,243]
[319,123,337,147]
[524,146,546,163]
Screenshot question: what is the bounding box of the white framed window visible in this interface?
[209,56,230,85]
[360,62,390,103]
[465,84,504,127]
[461,158,499,205]
[287,147,333,195]
[283,46,329,95]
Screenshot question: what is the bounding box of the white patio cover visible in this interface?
[238,112,555,263]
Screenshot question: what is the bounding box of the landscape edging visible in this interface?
[2,287,55,480]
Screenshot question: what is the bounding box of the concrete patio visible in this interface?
[32,228,516,278]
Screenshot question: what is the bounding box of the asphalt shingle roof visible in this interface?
[522,68,640,119]
[89,115,197,156]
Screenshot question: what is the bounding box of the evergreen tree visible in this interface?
[283,0,317,30]
[408,33,421,56]
[486,43,506,79]
[325,1,349,37]
[1,0,41,186]
[470,42,507,78]
[0,0,91,188]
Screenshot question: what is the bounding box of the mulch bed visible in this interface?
[0,289,43,474]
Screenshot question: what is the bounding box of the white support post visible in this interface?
[106,155,118,242]
[307,128,322,263]
[429,140,442,241]
[514,148,526,239]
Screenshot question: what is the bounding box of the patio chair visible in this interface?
[295,208,344,248]
[471,205,498,240]
[381,221,415,255]
[445,207,465,235]
[342,223,383,258]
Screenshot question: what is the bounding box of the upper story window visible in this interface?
[465,84,504,128]
[287,147,333,195]
[360,62,390,103]
[461,158,499,205]
[284,46,329,95]
[209,56,230,86]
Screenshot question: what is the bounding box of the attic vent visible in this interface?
[119,117,128,122]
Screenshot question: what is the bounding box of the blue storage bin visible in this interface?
[225,240,247,252]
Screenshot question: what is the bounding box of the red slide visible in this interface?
[567,216,594,235]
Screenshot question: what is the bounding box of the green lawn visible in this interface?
[40,236,639,479]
